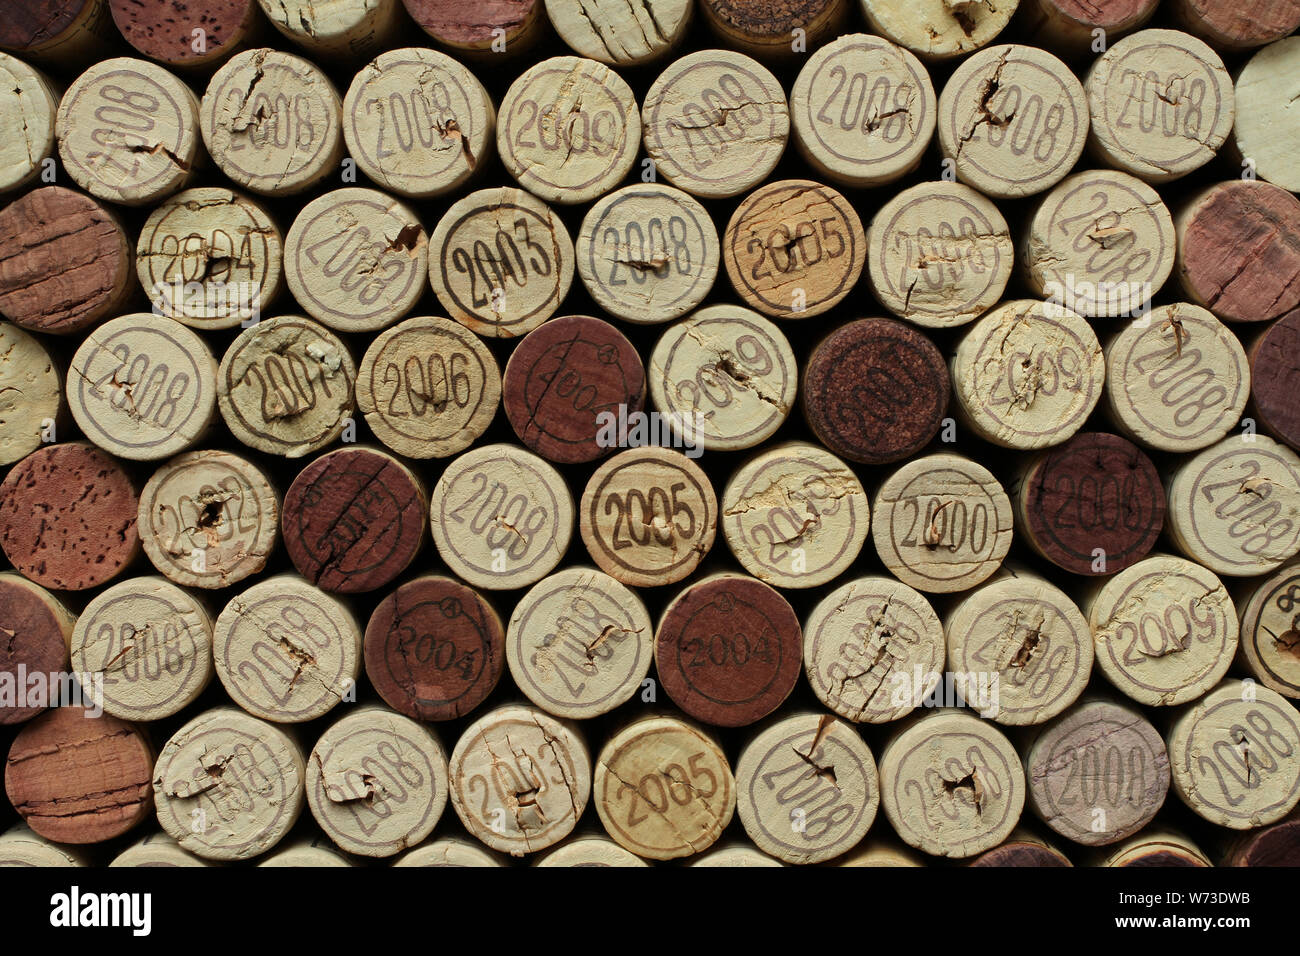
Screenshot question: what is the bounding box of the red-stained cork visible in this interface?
[0,575,74,725]
[108,0,260,65]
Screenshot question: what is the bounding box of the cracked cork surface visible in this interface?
[1232,37,1300,194]
[1237,562,1300,700]
[110,0,259,65]
[212,573,362,722]
[0,573,75,725]
[0,53,57,194]
[5,706,155,844]
[0,0,112,59]
[0,322,62,467]
[863,0,1018,61]
[545,0,691,66]
[1171,0,1300,50]
[402,0,544,51]
[257,0,405,59]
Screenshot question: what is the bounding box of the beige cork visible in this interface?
[1237,562,1300,699]
[201,49,344,196]
[648,304,796,453]
[448,703,591,857]
[1166,434,1300,577]
[642,49,788,200]
[71,576,213,722]
[1234,38,1300,194]
[68,313,217,461]
[735,712,879,865]
[306,705,449,858]
[545,0,692,66]
[1085,29,1233,184]
[879,710,1027,858]
[256,0,405,59]
[535,835,649,866]
[507,566,654,720]
[1104,304,1249,454]
[594,715,735,861]
[0,824,91,866]
[0,322,61,466]
[497,56,640,205]
[429,187,575,339]
[938,44,1088,200]
[393,837,505,866]
[576,185,719,325]
[722,442,869,589]
[802,575,945,724]
[429,443,574,590]
[873,453,1014,594]
[0,54,57,194]
[344,47,494,199]
[1097,828,1211,866]
[1168,678,1300,829]
[217,315,357,459]
[950,299,1105,450]
[136,187,282,330]
[861,0,1019,60]
[212,574,362,723]
[837,837,926,866]
[153,706,305,861]
[56,57,199,206]
[356,316,501,459]
[579,446,716,588]
[110,831,214,866]
[691,843,783,866]
[945,567,1093,725]
[1024,171,1174,319]
[258,837,355,866]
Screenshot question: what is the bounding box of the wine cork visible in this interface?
[836,837,925,867]
[722,179,866,319]
[872,454,1013,594]
[153,706,305,861]
[861,0,1017,60]
[497,56,639,206]
[867,182,1013,329]
[1099,829,1211,866]
[256,0,404,59]
[138,449,279,589]
[356,317,500,460]
[1238,563,1300,699]
[535,835,649,866]
[1222,814,1300,866]
[70,576,214,722]
[217,315,356,458]
[343,48,494,199]
[791,34,935,189]
[281,446,426,593]
[67,313,218,461]
[699,0,844,59]
[1021,0,1158,53]
[258,837,354,866]
[1026,699,1169,846]
[945,570,1093,724]
[364,575,505,722]
[938,44,1088,200]
[0,575,74,726]
[879,711,1027,859]
[735,713,879,865]
[1251,308,1300,451]
[647,305,796,453]
[722,442,869,589]
[212,574,362,723]
[951,300,1105,451]
[1015,433,1166,577]
[0,824,90,866]
[655,574,801,728]
[401,0,545,53]
[803,317,950,465]
[0,442,140,591]
[0,323,60,467]
[969,832,1072,866]
[137,187,282,329]
[448,704,590,857]
[594,716,734,860]
[429,443,573,590]
[503,315,646,464]
[803,576,945,725]
[0,54,56,194]
[506,566,653,720]
[306,705,448,858]
[576,185,719,325]
[393,836,504,866]
[0,187,133,335]
[1105,304,1249,454]
[691,844,782,866]
[56,57,200,206]
[109,0,260,66]
[545,0,690,65]
[1168,678,1300,829]
[642,50,787,200]
[429,187,575,339]
[580,447,716,588]
[284,188,426,333]
[0,0,115,63]
[6,707,153,843]
[1235,39,1300,194]
[1024,172,1174,319]
[111,831,212,866]
[1084,30,1233,185]
[1171,0,1300,51]
[1166,435,1300,577]
[1176,181,1300,325]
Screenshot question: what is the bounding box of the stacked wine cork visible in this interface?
[1,0,1299,872]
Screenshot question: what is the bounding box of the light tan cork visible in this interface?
[256,0,405,59]
[110,831,215,866]
[837,837,925,866]
[393,837,505,866]
[535,835,650,866]
[1237,562,1300,700]
[1234,37,1300,194]
[545,0,692,65]
[0,322,61,466]
[691,843,783,866]
[0,54,57,194]
[0,824,91,866]
[1097,828,1211,866]
[258,837,355,866]
[861,0,1019,60]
